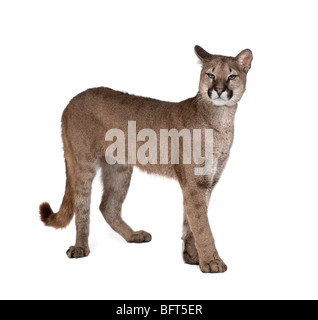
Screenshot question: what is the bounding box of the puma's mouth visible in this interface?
[208,88,234,106]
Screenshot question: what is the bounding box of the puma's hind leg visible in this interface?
[67,158,97,258]
[99,160,152,243]
[182,212,199,265]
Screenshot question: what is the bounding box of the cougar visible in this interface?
[39,45,252,273]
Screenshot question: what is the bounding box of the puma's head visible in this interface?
[195,45,253,107]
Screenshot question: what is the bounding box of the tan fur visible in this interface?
[40,46,252,272]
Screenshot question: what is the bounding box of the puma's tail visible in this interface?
[39,172,74,229]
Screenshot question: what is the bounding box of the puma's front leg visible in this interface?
[183,187,227,273]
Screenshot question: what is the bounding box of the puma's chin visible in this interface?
[211,96,237,107]
[212,97,230,106]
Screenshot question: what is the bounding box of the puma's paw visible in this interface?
[200,259,228,273]
[183,241,199,265]
[183,250,199,265]
[66,246,90,259]
[127,230,152,243]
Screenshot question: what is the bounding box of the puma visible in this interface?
[39,45,252,273]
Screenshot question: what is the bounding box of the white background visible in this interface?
[1,0,317,300]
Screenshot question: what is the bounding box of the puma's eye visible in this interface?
[228,75,237,80]
[206,73,215,80]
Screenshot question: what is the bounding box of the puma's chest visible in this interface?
[213,130,234,156]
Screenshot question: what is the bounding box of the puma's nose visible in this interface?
[215,87,226,97]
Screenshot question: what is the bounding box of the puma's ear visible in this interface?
[194,45,213,64]
[236,49,253,73]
